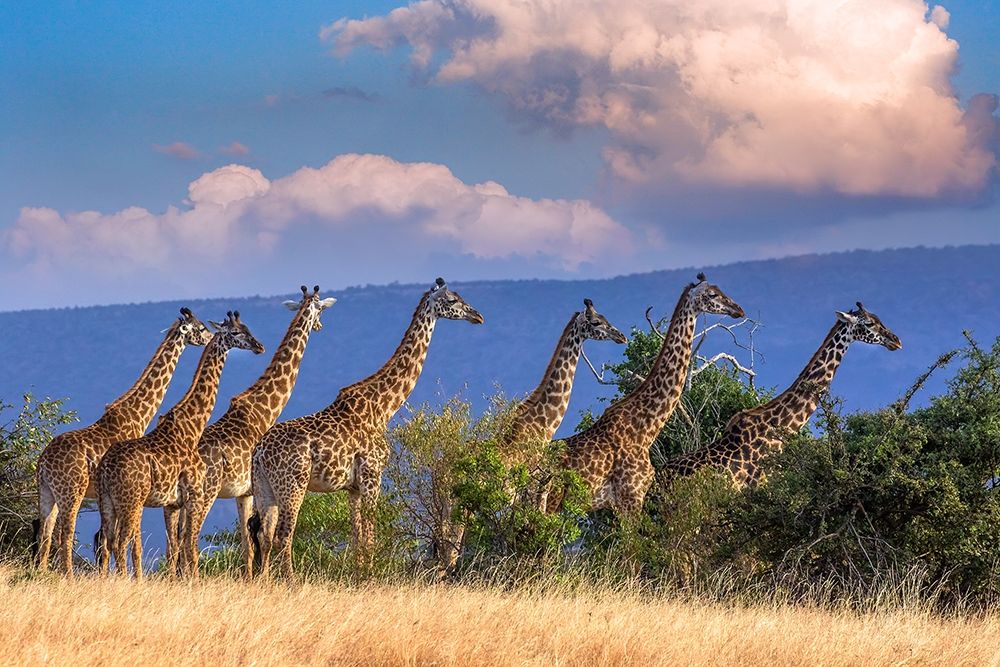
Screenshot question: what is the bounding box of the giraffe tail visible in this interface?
[29,518,40,562]
[248,512,262,573]
[94,528,106,564]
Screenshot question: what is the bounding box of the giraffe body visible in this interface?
[96,312,264,579]
[662,303,902,486]
[177,286,335,574]
[557,275,745,514]
[250,278,483,578]
[34,308,212,576]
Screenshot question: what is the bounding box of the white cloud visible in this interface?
[1,154,630,306]
[326,0,998,198]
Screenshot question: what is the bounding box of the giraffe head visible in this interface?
[176,307,214,346]
[207,311,266,354]
[426,277,485,324]
[282,284,337,331]
[687,273,745,318]
[836,302,902,351]
[577,299,627,344]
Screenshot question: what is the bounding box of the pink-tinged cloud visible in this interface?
[153,141,202,160]
[219,141,250,156]
[326,0,998,199]
[3,156,630,299]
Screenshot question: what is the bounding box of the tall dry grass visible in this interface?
[3,565,999,666]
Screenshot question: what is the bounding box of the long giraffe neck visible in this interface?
[98,324,187,436]
[607,285,698,444]
[329,295,436,423]
[158,336,230,438]
[761,320,853,432]
[508,314,584,443]
[228,305,313,428]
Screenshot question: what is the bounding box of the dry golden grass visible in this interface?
[3,566,1000,667]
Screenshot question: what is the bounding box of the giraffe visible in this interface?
[434,298,628,573]
[659,302,901,486]
[96,311,265,580]
[503,298,628,451]
[173,286,336,575]
[249,277,484,578]
[554,274,745,515]
[34,307,212,577]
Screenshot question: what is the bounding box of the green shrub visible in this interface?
[0,394,76,561]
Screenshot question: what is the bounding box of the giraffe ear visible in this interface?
[208,320,224,331]
[835,311,858,325]
[282,300,299,311]
[318,297,337,309]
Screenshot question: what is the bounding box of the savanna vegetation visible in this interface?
[3,311,1000,664]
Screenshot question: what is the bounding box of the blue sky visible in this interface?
[1,0,997,310]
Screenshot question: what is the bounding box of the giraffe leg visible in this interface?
[111,511,130,577]
[273,489,305,580]
[56,489,85,578]
[35,481,59,571]
[252,473,279,579]
[180,466,215,579]
[163,507,181,577]
[235,495,254,576]
[352,457,384,571]
[180,482,206,579]
[116,506,144,580]
[97,494,115,575]
[349,487,379,571]
[131,527,144,583]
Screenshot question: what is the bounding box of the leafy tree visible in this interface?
[722,336,1000,605]
[387,394,589,578]
[0,394,76,561]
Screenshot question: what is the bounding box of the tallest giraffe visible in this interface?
[35,308,212,576]
[558,274,745,514]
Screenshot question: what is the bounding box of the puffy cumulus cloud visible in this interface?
[326,0,998,198]
[187,164,270,207]
[1,155,629,306]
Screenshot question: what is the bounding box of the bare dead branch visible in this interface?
[691,352,757,387]
[645,307,666,340]
[580,348,646,386]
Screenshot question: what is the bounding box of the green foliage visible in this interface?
[0,394,76,559]
[202,492,405,579]
[388,394,590,576]
[719,337,1000,605]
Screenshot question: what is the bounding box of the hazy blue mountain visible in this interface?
[4,244,998,559]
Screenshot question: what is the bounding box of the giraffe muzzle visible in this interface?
[465,309,485,325]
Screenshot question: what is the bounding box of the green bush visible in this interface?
[387,394,590,578]
[0,394,76,560]
[720,337,1000,606]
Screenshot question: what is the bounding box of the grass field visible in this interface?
[3,567,1000,666]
